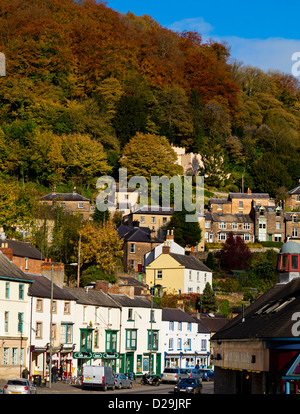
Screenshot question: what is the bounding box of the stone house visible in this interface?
[127,206,173,240]
[0,239,45,274]
[40,187,93,220]
[118,224,163,273]
[251,205,285,242]
[286,184,300,210]
[284,212,300,243]
[204,212,254,243]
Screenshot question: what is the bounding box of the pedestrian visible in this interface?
[22,367,29,379]
[59,364,63,381]
[51,364,58,383]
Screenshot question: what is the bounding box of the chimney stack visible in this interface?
[52,186,56,195]
[247,188,252,194]
[95,280,109,293]
[73,186,77,194]
[162,240,170,254]
[42,261,65,287]
[166,229,174,241]
[0,243,13,261]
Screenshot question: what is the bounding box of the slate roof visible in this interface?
[0,239,45,260]
[192,314,229,334]
[108,293,161,309]
[0,251,33,282]
[28,274,75,300]
[210,213,253,223]
[288,185,300,195]
[118,225,163,243]
[65,287,120,308]
[162,307,197,323]
[285,212,300,221]
[209,198,231,204]
[132,206,174,215]
[229,192,270,199]
[212,278,300,340]
[41,192,90,202]
[169,253,212,272]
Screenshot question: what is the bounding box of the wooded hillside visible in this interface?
[0,0,299,205]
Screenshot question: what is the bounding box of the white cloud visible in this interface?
[167,17,300,77]
[168,17,214,35]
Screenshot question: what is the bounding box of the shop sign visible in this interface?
[73,351,120,359]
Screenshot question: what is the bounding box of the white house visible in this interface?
[27,272,77,381]
[108,291,163,376]
[162,308,211,369]
[0,251,33,378]
[65,283,121,375]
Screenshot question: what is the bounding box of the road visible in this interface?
[33,380,214,394]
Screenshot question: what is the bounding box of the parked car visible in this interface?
[188,368,203,381]
[3,378,37,394]
[114,373,133,389]
[174,378,202,394]
[161,368,189,383]
[199,369,214,381]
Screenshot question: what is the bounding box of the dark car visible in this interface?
[174,378,202,394]
[199,369,214,381]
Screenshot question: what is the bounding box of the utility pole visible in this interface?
[77,234,81,288]
[48,263,54,388]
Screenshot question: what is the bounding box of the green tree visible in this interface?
[167,208,201,248]
[200,282,218,313]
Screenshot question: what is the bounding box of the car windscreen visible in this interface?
[7,380,27,386]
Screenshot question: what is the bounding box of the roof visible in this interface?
[212,278,300,341]
[118,225,163,243]
[210,213,253,223]
[169,253,212,272]
[209,198,231,204]
[162,307,197,323]
[284,212,300,221]
[192,314,229,334]
[0,251,33,282]
[280,241,300,255]
[132,206,173,215]
[288,185,300,195]
[229,192,270,199]
[108,293,161,309]
[41,191,90,202]
[28,274,75,300]
[0,239,45,260]
[64,287,120,308]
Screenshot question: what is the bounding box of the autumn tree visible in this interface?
[220,233,252,271]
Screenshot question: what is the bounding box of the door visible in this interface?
[125,353,134,374]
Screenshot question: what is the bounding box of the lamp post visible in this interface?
[48,263,54,388]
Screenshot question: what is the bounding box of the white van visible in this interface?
[82,365,115,391]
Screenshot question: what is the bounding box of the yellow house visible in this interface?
[145,244,212,295]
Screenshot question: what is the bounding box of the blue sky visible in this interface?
[106,0,300,76]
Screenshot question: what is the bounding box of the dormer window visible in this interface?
[292,214,298,223]
[259,207,265,216]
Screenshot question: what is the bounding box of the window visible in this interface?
[106,331,117,353]
[60,323,73,344]
[292,255,299,270]
[94,330,99,348]
[52,300,57,313]
[19,284,24,300]
[218,233,226,241]
[25,258,29,270]
[239,201,243,209]
[51,323,56,341]
[259,223,266,229]
[205,221,210,229]
[80,329,92,352]
[201,339,207,351]
[292,228,298,238]
[126,329,137,350]
[168,338,173,350]
[157,269,162,279]
[276,222,281,230]
[178,322,182,331]
[60,202,66,209]
[187,322,192,331]
[163,217,168,224]
[150,309,155,323]
[5,282,10,299]
[148,330,158,350]
[197,272,200,282]
[292,215,298,223]
[169,321,174,331]
[185,338,191,350]
[189,270,192,280]
[64,302,70,314]
[243,223,250,230]
[129,259,135,269]
[151,217,156,224]
[3,348,9,365]
[36,322,42,339]
[128,308,134,321]
[219,222,226,229]
[140,216,145,224]
[244,234,251,242]
[177,338,182,350]
[232,222,238,229]
[4,311,9,332]
[130,243,135,254]
[274,234,282,242]
[259,207,265,216]
[83,306,87,322]
[18,312,24,333]
[78,202,84,209]
[36,299,43,312]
